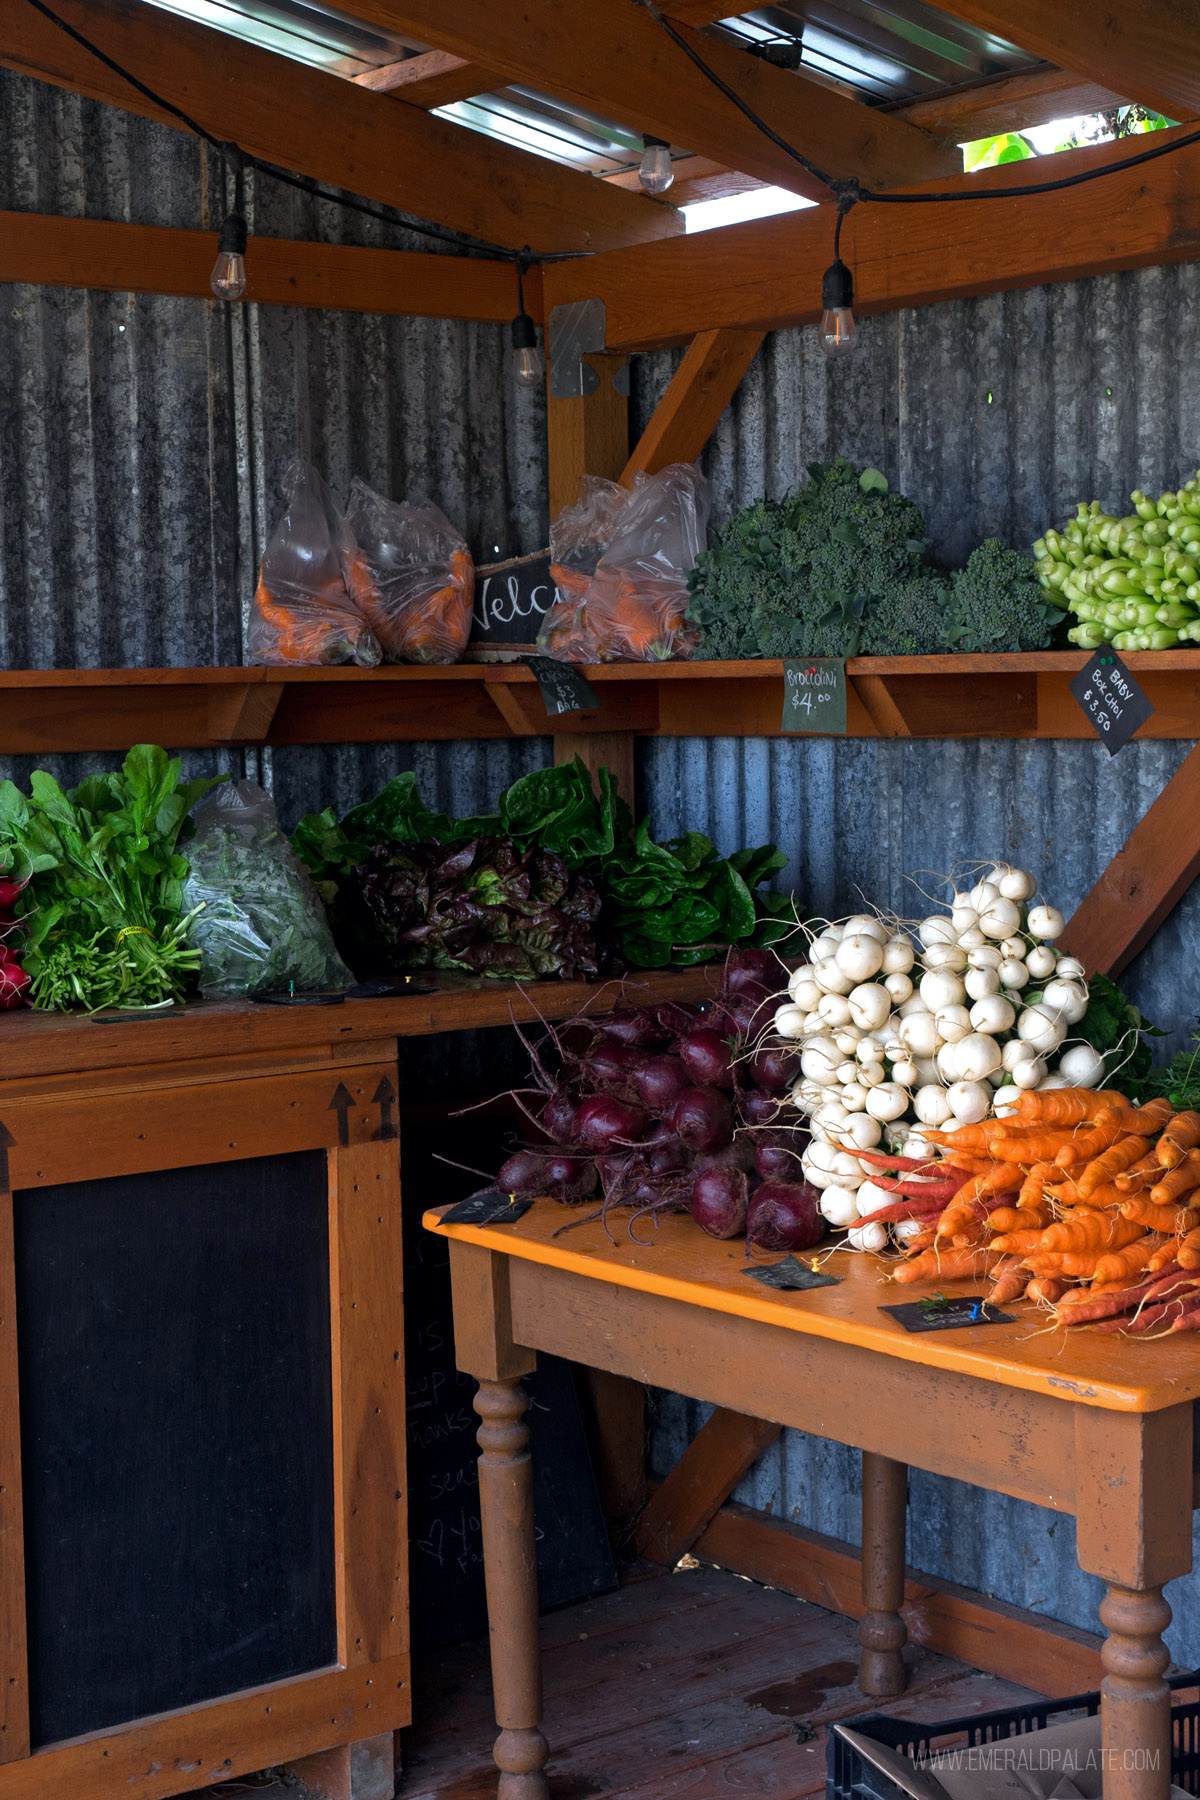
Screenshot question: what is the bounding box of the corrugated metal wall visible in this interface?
[5,62,1200,1661]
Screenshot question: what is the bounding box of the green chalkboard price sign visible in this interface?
[782,658,848,734]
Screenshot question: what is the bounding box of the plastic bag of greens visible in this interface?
[538,465,709,662]
[345,479,474,665]
[247,460,381,667]
[183,780,353,997]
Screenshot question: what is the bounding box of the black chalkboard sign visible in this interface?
[14,1152,336,1746]
[472,552,560,648]
[402,1114,617,1649]
[1069,650,1154,753]
[525,655,600,716]
[782,658,847,734]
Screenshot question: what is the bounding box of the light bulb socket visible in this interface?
[822,258,854,311]
[511,311,538,352]
[642,133,670,151]
[218,212,249,257]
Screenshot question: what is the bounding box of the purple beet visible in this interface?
[693,1139,755,1174]
[600,1008,669,1048]
[574,1092,650,1150]
[497,1149,549,1196]
[582,1042,642,1087]
[543,1155,598,1202]
[753,1129,808,1182]
[541,1091,578,1143]
[739,1087,782,1127]
[680,1026,735,1091]
[724,947,781,993]
[635,1055,691,1114]
[750,1044,800,1094]
[690,1165,748,1239]
[746,1180,824,1252]
[669,1085,733,1153]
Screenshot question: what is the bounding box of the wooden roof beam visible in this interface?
[544,122,1200,349]
[336,0,960,199]
[934,2,1200,122]
[352,50,502,108]
[0,210,539,319]
[0,0,679,254]
[889,67,1137,140]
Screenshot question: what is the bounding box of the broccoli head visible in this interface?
[859,576,954,657]
[946,539,1059,653]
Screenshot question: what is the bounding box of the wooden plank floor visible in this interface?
[398,1559,1044,1800]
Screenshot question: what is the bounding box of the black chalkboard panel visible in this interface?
[14,1152,336,1746]
[402,1113,617,1649]
[471,552,560,648]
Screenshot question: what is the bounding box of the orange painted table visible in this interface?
[425,1202,1200,1800]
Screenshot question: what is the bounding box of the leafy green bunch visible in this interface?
[0,746,224,1011]
[687,461,1056,660]
[295,759,793,972]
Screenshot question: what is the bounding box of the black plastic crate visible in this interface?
[828,1670,1200,1799]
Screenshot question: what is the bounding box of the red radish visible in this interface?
[680,1027,734,1091]
[541,1092,578,1143]
[574,1093,650,1150]
[635,1055,691,1114]
[0,944,16,965]
[690,1166,748,1239]
[750,1045,800,1093]
[669,1086,733,1153]
[0,963,30,1009]
[746,1180,824,1252]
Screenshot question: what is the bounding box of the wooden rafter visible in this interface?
[1060,741,1200,978]
[0,210,539,319]
[352,50,501,107]
[622,327,764,482]
[544,123,1200,349]
[334,0,959,199]
[932,1,1200,122]
[890,66,1137,139]
[0,0,678,254]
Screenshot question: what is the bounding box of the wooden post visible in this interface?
[858,1452,909,1697]
[545,351,629,522]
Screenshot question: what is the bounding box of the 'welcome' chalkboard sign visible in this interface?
[472,552,560,650]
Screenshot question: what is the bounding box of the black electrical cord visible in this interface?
[633,0,1200,210]
[22,0,585,263]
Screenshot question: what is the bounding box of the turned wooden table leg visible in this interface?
[1074,1406,1193,1800]
[474,1377,549,1800]
[858,1450,908,1697]
[1099,1584,1173,1800]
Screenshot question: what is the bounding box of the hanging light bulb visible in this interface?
[211,146,249,301]
[511,311,543,387]
[819,202,858,360]
[638,134,675,195]
[819,259,857,359]
[510,252,544,388]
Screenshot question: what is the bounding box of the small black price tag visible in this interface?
[524,655,600,717]
[439,1190,535,1227]
[743,1255,841,1291]
[782,659,847,734]
[1069,650,1154,753]
[882,1296,1014,1334]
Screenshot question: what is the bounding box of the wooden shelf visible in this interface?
[0,965,722,1083]
[1,653,1198,752]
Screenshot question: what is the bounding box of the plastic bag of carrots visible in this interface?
[346,481,474,666]
[247,461,382,668]
[537,465,710,664]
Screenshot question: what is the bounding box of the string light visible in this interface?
[511,254,544,389]
[819,202,856,360]
[638,134,675,194]
[210,147,248,301]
